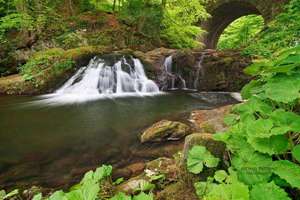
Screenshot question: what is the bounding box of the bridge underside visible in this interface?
[203,1,262,49]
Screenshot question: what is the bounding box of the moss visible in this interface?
[201,122,216,134]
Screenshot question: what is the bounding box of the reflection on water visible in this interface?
[0,92,239,189]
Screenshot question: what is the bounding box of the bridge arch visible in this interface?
[202,0,287,49]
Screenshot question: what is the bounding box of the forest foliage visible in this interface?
[218,0,300,57]
[0,0,209,49]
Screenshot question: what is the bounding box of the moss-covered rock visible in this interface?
[189,105,232,133]
[140,120,191,143]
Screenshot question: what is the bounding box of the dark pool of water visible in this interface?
[0,92,238,190]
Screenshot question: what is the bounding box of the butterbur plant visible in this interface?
[191,45,300,200]
[32,164,154,200]
[187,145,220,174]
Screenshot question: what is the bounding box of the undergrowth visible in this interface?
[187,46,300,200]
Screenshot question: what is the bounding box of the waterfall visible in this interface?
[42,55,160,103]
[193,54,205,89]
[163,54,204,91]
[163,55,176,90]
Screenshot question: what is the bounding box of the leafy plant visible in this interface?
[192,46,300,200]
[0,189,19,200]
[32,165,112,200]
[187,145,220,174]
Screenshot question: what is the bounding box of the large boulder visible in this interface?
[140,120,191,143]
[189,105,232,133]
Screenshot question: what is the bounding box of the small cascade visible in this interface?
[45,55,160,103]
[163,55,176,90]
[163,54,204,91]
[193,54,205,89]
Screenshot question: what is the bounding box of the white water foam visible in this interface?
[38,56,162,104]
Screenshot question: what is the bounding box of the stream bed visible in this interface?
[0,92,238,190]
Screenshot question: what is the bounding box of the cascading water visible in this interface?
[163,54,204,91]
[42,55,160,103]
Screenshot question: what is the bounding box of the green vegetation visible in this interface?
[218,0,300,57]
[0,0,209,76]
[1,165,154,200]
[187,145,220,174]
[1,0,300,199]
[217,15,264,50]
[243,0,300,57]
[188,45,300,200]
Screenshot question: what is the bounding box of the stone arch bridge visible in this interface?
[202,0,289,49]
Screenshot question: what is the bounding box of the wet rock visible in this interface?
[140,120,191,143]
[113,168,132,180]
[131,141,184,159]
[189,105,232,133]
[116,176,149,195]
[113,162,146,180]
[116,157,180,195]
[182,133,226,162]
[126,162,146,177]
[145,157,179,183]
[169,49,252,92]
[155,181,199,200]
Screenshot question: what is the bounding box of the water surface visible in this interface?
[0,92,238,189]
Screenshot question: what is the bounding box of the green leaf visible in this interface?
[49,191,67,200]
[32,193,42,200]
[194,181,215,198]
[241,80,264,99]
[247,135,289,155]
[246,119,273,138]
[149,174,165,182]
[292,145,300,163]
[263,74,300,103]
[110,192,132,200]
[244,60,272,76]
[224,114,239,126]
[0,190,6,200]
[233,97,273,117]
[65,190,83,200]
[133,192,153,200]
[3,189,19,199]
[250,182,291,200]
[231,148,273,185]
[214,170,228,183]
[271,109,300,132]
[138,180,155,192]
[273,160,300,188]
[204,179,250,200]
[113,178,125,185]
[94,165,112,181]
[187,145,219,174]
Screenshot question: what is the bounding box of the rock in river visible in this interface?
[140,120,191,143]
